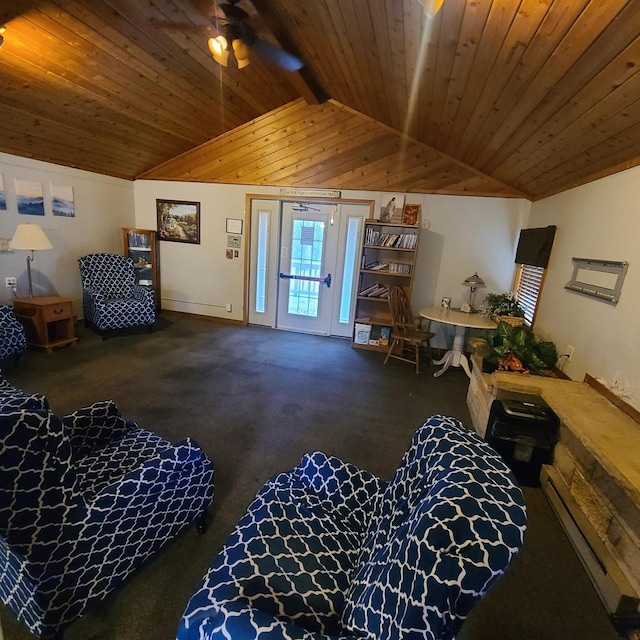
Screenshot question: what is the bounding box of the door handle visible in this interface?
[279,273,332,288]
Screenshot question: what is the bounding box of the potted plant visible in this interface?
[482,321,558,374]
[482,292,526,326]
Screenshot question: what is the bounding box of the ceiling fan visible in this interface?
[207,0,303,71]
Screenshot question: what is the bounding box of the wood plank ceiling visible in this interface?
[1,0,640,201]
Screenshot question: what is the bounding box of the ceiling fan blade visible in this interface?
[246,36,303,71]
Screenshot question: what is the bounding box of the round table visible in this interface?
[419,306,496,378]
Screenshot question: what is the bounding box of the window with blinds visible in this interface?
[514,263,545,326]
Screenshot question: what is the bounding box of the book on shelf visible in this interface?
[365,233,417,249]
[358,283,389,298]
[359,283,380,296]
[379,326,391,346]
[364,262,389,271]
[387,262,412,274]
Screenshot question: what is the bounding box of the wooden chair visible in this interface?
[384,286,434,375]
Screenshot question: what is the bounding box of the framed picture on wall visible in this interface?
[52,184,75,217]
[156,199,201,244]
[15,179,44,216]
[0,174,6,210]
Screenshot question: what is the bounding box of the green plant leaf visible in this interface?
[482,321,558,373]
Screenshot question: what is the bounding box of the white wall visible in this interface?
[0,153,527,331]
[0,153,135,311]
[528,167,640,409]
[134,181,530,346]
[3,149,636,402]
[412,194,530,348]
[134,181,258,321]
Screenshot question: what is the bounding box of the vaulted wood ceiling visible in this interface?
[1,0,640,201]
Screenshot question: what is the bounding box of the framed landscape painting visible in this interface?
[157,199,201,244]
[52,184,75,217]
[0,174,6,210]
[16,180,44,216]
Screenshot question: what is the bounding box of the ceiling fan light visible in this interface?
[208,35,229,66]
[232,38,251,69]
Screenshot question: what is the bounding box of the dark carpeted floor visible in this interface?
[0,312,622,639]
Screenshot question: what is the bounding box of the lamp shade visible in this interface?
[462,272,485,289]
[232,38,251,69]
[208,36,229,66]
[10,223,53,251]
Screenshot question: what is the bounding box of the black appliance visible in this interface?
[485,393,559,487]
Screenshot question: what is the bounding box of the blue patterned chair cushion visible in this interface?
[78,253,155,333]
[179,452,383,639]
[0,385,214,639]
[0,375,48,411]
[343,416,527,639]
[63,399,133,459]
[178,416,526,640]
[0,305,27,361]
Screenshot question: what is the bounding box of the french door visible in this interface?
[248,198,369,337]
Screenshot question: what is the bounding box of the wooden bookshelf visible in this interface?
[352,220,420,351]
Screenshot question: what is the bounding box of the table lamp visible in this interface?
[462,272,485,312]
[10,223,53,298]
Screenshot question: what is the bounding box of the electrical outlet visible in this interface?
[226,303,232,312]
[5,277,16,288]
[566,345,575,362]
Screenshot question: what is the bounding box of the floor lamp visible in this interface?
[10,223,53,298]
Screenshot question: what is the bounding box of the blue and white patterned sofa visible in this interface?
[78,252,155,336]
[178,415,527,640]
[0,305,27,362]
[0,375,214,639]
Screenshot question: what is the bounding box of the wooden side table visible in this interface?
[13,296,78,353]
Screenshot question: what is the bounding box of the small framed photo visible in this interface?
[156,199,201,244]
[226,218,243,234]
[402,204,421,226]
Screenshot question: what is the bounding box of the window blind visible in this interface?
[515,264,545,325]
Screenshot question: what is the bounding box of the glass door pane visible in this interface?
[288,219,325,317]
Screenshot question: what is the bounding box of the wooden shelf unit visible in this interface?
[122,228,161,310]
[352,219,420,351]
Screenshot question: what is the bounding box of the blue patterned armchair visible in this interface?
[78,253,155,337]
[0,305,27,362]
[0,377,214,639]
[178,416,527,640]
